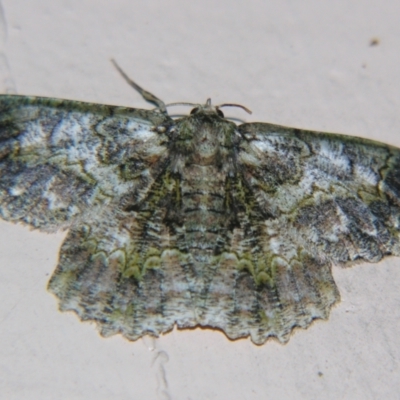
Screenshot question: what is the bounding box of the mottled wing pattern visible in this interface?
[223,122,400,342]
[2,94,399,345]
[0,95,171,230]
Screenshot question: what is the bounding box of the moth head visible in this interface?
[166,99,251,119]
[189,99,225,117]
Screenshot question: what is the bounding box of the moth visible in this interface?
[1,62,399,345]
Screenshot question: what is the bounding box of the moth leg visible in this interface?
[111,59,167,113]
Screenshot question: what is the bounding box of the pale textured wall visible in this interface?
[1,1,400,399]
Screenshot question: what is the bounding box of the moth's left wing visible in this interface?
[228,122,400,343]
[0,95,172,231]
[238,121,400,266]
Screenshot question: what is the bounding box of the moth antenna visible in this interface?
[218,103,252,115]
[111,59,167,113]
[166,102,198,108]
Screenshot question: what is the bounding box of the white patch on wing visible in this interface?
[251,140,274,153]
[354,164,379,186]
[130,125,155,141]
[9,186,25,196]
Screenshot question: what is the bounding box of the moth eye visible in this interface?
[190,107,199,115]
[216,109,224,118]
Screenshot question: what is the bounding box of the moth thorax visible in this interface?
[192,124,221,165]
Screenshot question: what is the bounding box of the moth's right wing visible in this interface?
[217,121,400,344]
[0,95,172,231]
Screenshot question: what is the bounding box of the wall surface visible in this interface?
[0,1,400,399]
